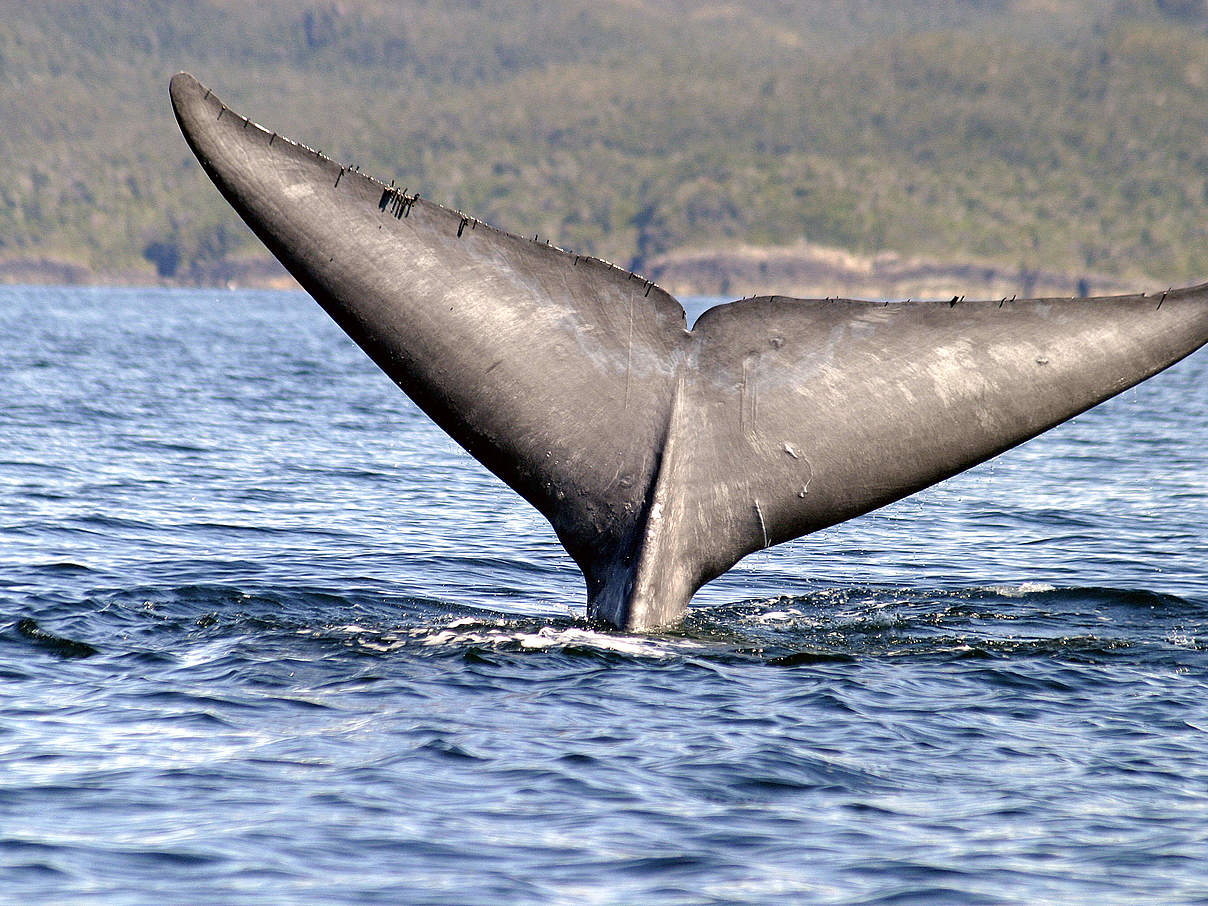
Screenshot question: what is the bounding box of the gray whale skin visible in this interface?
[171,72,1208,631]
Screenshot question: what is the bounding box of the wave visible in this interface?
[2,580,1204,670]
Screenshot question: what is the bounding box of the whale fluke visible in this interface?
[171,72,1208,631]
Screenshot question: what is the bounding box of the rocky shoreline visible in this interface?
[644,241,1143,302]
[0,255,300,292]
[2,241,1154,300]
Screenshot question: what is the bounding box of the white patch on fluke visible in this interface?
[282,183,315,201]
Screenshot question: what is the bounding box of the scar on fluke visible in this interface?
[170,72,1208,631]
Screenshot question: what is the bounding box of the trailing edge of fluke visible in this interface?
[170,72,1208,631]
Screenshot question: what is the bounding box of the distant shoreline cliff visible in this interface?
[0,240,1147,301]
[645,241,1142,302]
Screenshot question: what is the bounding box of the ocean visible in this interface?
[2,284,1207,904]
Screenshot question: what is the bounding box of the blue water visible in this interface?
[2,284,1207,904]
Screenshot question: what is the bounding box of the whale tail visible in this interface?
[171,72,1208,630]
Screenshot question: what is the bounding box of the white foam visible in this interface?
[988,582,1057,597]
[408,620,702,658]
[756,609,802,623]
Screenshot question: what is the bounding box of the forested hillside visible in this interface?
[2,0,1208,291]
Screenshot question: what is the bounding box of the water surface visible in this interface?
[2,286,1207,904]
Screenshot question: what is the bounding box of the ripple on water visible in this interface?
[3,287,1208,904]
